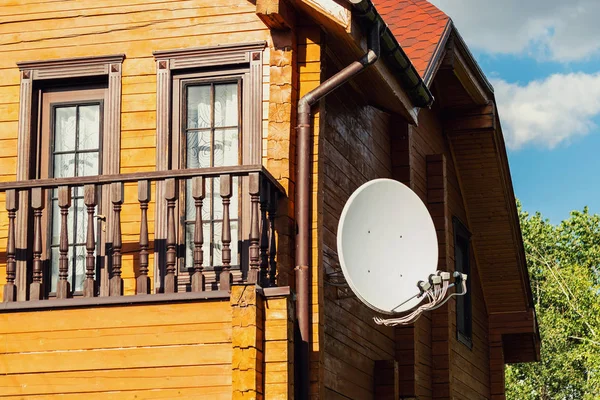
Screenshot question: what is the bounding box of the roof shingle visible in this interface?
[373,0,450,79]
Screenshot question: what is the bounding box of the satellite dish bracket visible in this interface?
[374,271,468,326]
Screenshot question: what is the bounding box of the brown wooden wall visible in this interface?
[316,53,492,397]
[319,52,396,399]
[405,106,491,399]
[0,301,233,398]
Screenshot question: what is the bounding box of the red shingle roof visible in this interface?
[373,0,450,80]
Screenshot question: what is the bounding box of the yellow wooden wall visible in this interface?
[0,0,282,294]
[0,301,233,398]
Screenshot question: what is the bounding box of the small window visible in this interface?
[453,217,472,347]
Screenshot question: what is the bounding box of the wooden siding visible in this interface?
[320,52,396,399]
[0,300,233,398]
[409,107,490,399]
[0,0,280,295]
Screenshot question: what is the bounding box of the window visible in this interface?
[17,55,123,299]
[154,42,265,290]
[454,217,472,347]
[180,79,241,271]
[40,90,104,294]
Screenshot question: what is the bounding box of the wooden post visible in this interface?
[248,173,260,284]
[110,182,123,296]
[3,189,18,302]
[137,180,151,294]
[268,186,278,287]
[83,185,96,298]
[164,178,178,293]
[259,178,270,286]
[30,188,45,300]
[57,186,71,299]
[220,175,232,291]
[191,177,205,292]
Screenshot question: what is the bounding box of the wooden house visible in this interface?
[0,0,539,398]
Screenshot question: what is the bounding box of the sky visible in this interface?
[429,0,600,224]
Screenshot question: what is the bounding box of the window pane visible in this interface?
[187,130,211,169]
[74,246,86,292]
[213,176,222,220]
[54,106,76,152]
[214,83,238,127]
[214,128,238,167]
[53,153,76,178]
[78,105,100,150]
[78,152,99,177]
[74,198,86,244]
[187,85,211,129]
[213,221,222,267]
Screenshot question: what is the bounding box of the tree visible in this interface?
[506,203,600,400]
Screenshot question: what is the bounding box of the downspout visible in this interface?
[294,16,382,400]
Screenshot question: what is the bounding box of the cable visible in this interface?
[373,272,468,326]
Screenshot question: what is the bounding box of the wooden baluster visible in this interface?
[57,186,71,299]
[3,189,18,302]
[164,178,178,293]
[30,188,45,300]
[83,185,96,297]
[110,182,123,296]
[259,178,269,286]
[137,180,151,295]
[248,173,260,284]
[219,175,232,291]
[191,177,205,292]
[268,186,278,287]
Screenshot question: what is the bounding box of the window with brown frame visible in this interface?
[16,55,124,299]
[39,88,105,295]
[154,42,264,291]
[177,77,242,274]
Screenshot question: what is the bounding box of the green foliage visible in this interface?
[506,202,600,400]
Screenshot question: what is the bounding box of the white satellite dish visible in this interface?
[337,179,439,314]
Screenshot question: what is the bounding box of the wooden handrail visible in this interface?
[0,165,285,196]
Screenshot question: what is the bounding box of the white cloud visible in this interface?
[429,0,600,62]
[493,73,600,150]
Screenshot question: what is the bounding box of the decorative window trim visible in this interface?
[15,54,125,300]
[152,42,265,292]
[453,216,473,349]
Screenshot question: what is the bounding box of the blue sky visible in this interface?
[430,0,600,223]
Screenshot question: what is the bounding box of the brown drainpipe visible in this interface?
[294,18,381,399]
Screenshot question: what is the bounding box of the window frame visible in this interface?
[39,90,106,297]
[453,216,473,348]
[17,54,124,300]
[174,74,245,283]
[153,42,265,292]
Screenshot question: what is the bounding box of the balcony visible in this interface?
[0,165,285,308]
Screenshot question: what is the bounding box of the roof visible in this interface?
[373,0,450,81]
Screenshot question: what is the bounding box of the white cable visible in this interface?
[373,273,468,326]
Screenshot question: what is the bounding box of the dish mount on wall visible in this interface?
[336,179,468,326]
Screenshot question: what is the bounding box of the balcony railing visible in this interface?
[0,165,284,303]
